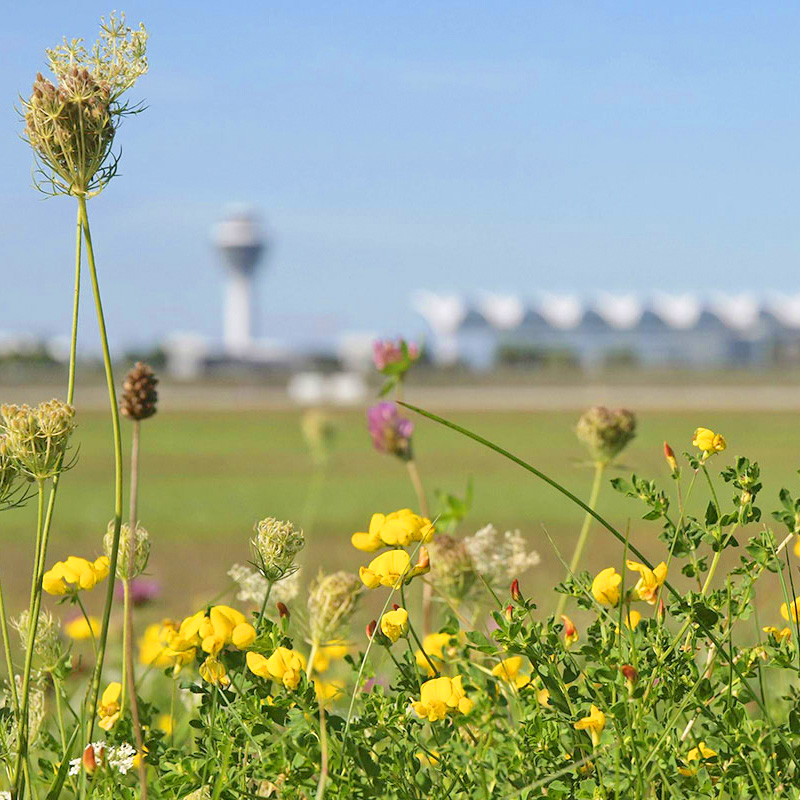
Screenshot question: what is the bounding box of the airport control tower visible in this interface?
[213,207,267,357]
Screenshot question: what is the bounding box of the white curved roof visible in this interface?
[651,293,702,329]
[538,294,584,330]
[709,293,761,330]
[412,291,467,333]
[479,294,526,330]
[594,293,643,330]
[767,293,800,329]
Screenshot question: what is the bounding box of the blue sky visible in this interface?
[2,1,800,351]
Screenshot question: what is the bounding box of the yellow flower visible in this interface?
[763,625,792,643]
[359,547,429,589]
[312,641,349,673]
[491,656,531,688]
[352,509,435,552]
[415,750,440,767]
[561,615,579,646]
[795,537,800,559]
[199,656,230,687]
[692,428,726,457]
[179,605,256,656]
[139,620,197,673]
[351,513,386,551]
[65,615,100,640]
[678,741,717,777]
[781,597,800,623]
[537,687,550,707]
[627,560,668,604]
[380,607,409,643]
[625,609,642,630]
[98,682,121,731]
[411,675,473,722]
[247,647,306,690]
[42,555,110,595]
[415,632,455,675]
[314,679,344,703]
[592,567,621,606]
[574,704,606,747]
[156,714,173,734]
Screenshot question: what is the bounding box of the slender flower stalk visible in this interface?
[555,462,605,618]
[79,194,125,746]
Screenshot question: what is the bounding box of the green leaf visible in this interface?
[45,725,80,800]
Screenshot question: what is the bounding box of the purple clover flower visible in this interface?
[115,577,161,607]
[372,338,420,372]
[367,402,414,460]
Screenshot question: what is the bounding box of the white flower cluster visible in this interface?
[228,564,300,607]
[464,524,540,585]
[1,791,12,800]
[69,742,137,776]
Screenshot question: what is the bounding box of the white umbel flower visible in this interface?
[464,524,540,585]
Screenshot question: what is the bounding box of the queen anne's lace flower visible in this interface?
[228,563,300,607]
[463,525,540,585]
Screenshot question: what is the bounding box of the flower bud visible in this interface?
[510,578,521,603]
[252,518,305,582]
[561,615,579,646]
[104,521,150,579]
[413,547,430,576]
[657,598,665,623]
[663,441,678,474]
[277,602,290,620]
[82,742,103,775]
[620,664,638,695]
[366,619,377,639]
[505,604,513,620]
[576,407,636,464]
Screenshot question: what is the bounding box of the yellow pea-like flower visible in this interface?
[491,656,531,688]
[781,597,800,623]
[359,548,429,589]
[199,656,230,687]
[65,615,100,641]
[411,675,473,722]
[591,567,621,606]
[627,560,668,605]
[247,647,306,690]
[574,704,606,747]
[98,682,122,731]
[42,555,110,595]
[380,607,409,643]
[678,741,717,776]
[763,626,791,643]
[692,428,726,457]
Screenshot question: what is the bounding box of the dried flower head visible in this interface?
[228,563,300,608]
[427,535,475,601]
[2,676,46,751]
[12,609,63,671]
[252,518,305,582]
[21,13,148,197]
[0,400,76,479]
[104,521,150,579]
[307,570,362,643]
[367,402,413,461]
[0,436,23,509]
[576,406,636,464]
[120,362,158,421]
[463,524,540,585]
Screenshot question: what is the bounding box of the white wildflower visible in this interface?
[228,563,300,607]
[464,524,540,585]
[68,758,82,776]
[108,741,137,774]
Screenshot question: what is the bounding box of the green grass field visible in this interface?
[2,406,800,624]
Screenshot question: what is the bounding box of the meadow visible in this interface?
[3,403,799,621]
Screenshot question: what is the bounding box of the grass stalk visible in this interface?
[78,194,125,746]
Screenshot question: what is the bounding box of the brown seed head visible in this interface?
[120,362,159,421]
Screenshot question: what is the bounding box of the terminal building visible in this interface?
[413,292,800,370]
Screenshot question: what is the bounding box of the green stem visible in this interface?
[78,195,124,746]
[556,461,605,618]
[0,564,19,715]
[68,203,82,401]
[75,595,98,656]
[13,479,46,796]
[257,581,273,633]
